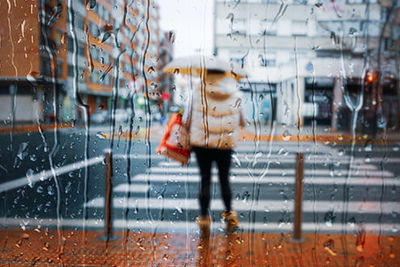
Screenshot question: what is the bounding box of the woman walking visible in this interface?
[185,69,245,236]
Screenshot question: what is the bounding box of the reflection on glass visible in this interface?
[0,0,399,265]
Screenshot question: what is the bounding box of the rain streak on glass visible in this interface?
[0,0,399,266]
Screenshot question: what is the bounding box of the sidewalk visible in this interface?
[239,124,400,143]
[1,229,398,266]
[113,122,399,143]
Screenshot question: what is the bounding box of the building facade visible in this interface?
[215,0,398,132]
[0,0,165,124]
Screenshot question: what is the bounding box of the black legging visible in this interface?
[192,146,233,216]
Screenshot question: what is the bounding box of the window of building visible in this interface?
[75,15,85,31]
[103,52,111,65]
[360,21,380,37]
[68,64,74,77]
[347,0,363,3]
[89,45,99,60]
[292,0,308,4]
[292,20,308,36]
[54,30,64,47]
[290,51,308,61]
[124,62,131,73]
[89,22,100,37]
[259,19,277,35]
[78,43,85,57]
[57,61,63,78]
[68,37,74,52]
[230,50,248,67]
[231,19,247,35]
[316,21,342,36]
[258,53,276,67]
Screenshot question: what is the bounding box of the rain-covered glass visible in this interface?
[0,0,399,265]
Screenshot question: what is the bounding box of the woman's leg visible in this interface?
[216,149,233,212]
[193,147,213,216]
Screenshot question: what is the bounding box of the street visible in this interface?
[1,126,399,236]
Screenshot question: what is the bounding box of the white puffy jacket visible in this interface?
[189,77,242,149]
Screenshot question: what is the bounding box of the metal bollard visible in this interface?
[99,149,119,241]
[292,152,304,242]
[105,149,113,240]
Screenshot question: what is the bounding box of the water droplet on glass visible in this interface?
[364,143,372,152]
[282,130,291,141]
[26,169,34,188]
[324,210,335,227]
[232,154,241,167]
[96,132,107,139]
[347,216,356,227]
[30,154,37,162]
[65,181,72,194]
[88,0,96,9]
[21,233,29,239]
[175,206,183,214]
[377,116,386,129]
[17,142,28,160]
[47,185,55,196]
[37,204,43,211]
[36,186,43,194]
[323,239,337,256]
[101,32,111,43]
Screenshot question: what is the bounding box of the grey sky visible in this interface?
[158,0,214,57]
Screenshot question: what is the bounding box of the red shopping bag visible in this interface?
[157,113,191,165]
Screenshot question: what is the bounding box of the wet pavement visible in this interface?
[1,229,399,266]
[1,123,400,266]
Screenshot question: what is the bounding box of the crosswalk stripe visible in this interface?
[234,146,338,153]
[1,217,398,234]
[85,197,400,214]
[121,174,400,186]
[110,220,400,234]
[114,184,150,192]
[158,161,379,170]
[113,153,400,164]
[0,156,104,193]
[234,156,400,164]
[235,146,399,153]
[94,143,400,235]
[148,167,394,177]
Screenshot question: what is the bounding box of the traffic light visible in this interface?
[366,71,377,83]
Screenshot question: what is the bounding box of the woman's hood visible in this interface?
[204,77,240,100]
